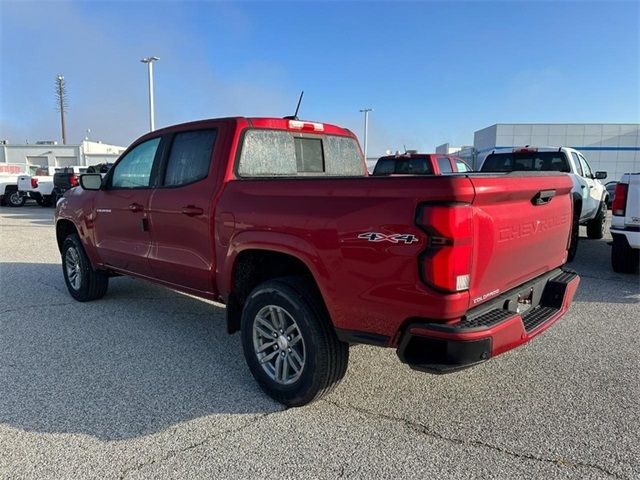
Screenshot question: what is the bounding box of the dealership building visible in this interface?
[0,140,126,172]
[438,123,640,182]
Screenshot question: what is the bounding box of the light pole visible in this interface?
[140,56,160,131]
[359,108,373,160]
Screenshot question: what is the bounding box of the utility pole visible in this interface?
[359,108,373,160]
[55,75,68,144]
[140,56,160,131]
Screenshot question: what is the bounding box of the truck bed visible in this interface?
[216,171,574,342]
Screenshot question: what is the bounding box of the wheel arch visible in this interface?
[56,219,79,253]
[225,247,329,335]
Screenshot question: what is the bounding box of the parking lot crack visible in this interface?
[323,400,624,479]
[118,409,285,479]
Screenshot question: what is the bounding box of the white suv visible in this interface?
[610,173,640,273]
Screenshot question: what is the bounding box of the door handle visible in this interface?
[129,203,144,212]
[532,189,556,205]
[181,205,204,216]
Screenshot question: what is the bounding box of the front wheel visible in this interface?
[240,277,349,406]
[586,201,606,239]
[62,234,109,301]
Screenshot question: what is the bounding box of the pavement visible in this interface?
[0,204,638,480]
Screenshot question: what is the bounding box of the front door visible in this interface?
[147,128,219,293]
[93,137,161,276]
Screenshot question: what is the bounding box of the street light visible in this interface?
[140,56,160,131]
[359,108,373,160]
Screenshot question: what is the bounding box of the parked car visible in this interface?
[18,166,88,207]
[610,173,640,273]
[480,147,608,261]
[372,152,471,176]
[55,117,580,406]
[605,181,617,209]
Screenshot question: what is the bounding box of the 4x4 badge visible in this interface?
[358,232,419,244]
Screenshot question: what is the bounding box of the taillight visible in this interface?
[30,178,38,189]
[416,204,473,293]
[612,183,628,216]
[70,175,79,187]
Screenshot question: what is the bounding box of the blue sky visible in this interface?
[1,0,638,154]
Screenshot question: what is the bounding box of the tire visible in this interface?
[6,188,25,207]
[240,276,349,407]
[61,234,109,301]
[586,201,606,239]
[567,210,580,262]
[611,236,639,274]
[40,195,54,207]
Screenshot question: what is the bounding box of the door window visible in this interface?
[454,159,470,172]
[111,137,161,188]
[571,152,584,176]
[164,130,217,186]
[437,157,453,173]
[578,154,593,179]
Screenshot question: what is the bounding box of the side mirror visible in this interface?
[595,171,607,180]
[79,173,103,190]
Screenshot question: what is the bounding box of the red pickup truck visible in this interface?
[55,117,580,406]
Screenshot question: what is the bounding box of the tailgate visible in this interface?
[17,175,32,191]
[467,173,573,307]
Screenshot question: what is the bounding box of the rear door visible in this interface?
[147,128,219,293]
[466,174,574,305]
[92,137,162,276]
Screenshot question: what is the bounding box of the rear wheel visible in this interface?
[586,201,606,239]
[62,234,109,301]
[611,236,639,274]
[40,195,54,207]
[567,210,580,262]
[6,188,25,207]
[240,276,349,406]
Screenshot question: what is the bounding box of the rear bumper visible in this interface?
[397,269,580,374]
[611,228,640,249]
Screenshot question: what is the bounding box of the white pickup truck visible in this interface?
[17,166,87,207]
[480,146,608,261]
[610,173,640,273]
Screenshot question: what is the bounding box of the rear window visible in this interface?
[481,152,570,173]
[238,130,365,177]
[373,157,434,175]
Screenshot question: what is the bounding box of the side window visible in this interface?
[437,157,453,173]
[578,154,593,178]
[111,137,161,188]
[454,159,470,172]
[571,152,584,176]
[164,130,217,187]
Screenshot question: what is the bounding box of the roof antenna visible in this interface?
[403,144,407,153]
[284,91,304,120]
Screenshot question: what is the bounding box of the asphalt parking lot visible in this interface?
[0,205,638,479]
